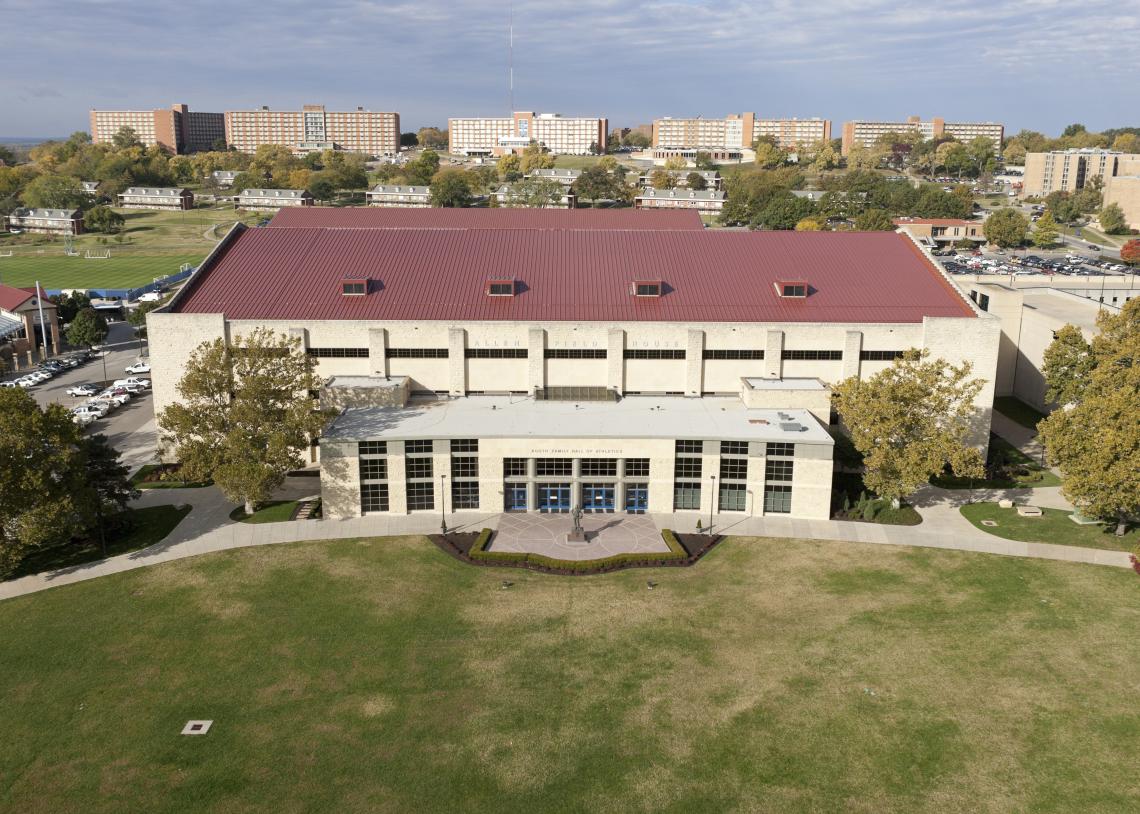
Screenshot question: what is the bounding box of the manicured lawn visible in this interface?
[7,504,191,579]
[0,254,202,289]
[130,464,212,490]
[552,155,605,170]
[994,395,1049,431]
[229,500,301,524]
[5,535,1137,812]
[961,502,1136,551]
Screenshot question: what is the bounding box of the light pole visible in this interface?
[440,474,447,535]
[708,474,716,535]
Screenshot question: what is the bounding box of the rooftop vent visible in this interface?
[341,278,368,296]
[486,279,516,297]
[776,280,808,298]
[631,280,663,297]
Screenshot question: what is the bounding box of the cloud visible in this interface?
[0,0,1136,135]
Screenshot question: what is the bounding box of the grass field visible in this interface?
[961,502,1136,551]
[230,500,300,524]
[0,254,203,289]
[2,535,1138,813]
[0,206,264,289]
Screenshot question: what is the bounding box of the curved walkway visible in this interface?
[0,482,1131,603]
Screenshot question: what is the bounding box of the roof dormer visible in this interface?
[631,280,663,297]
[486,278,516,297]
[341,278,368,296]
[775,280,808,298]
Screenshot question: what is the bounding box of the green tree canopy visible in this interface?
[21,173,90,209]
[429,169,473,207]
[157,328,333,515]
[85,205,124,234]
[66,308,108,348]
[0,388,89,575]
[1032,210,1060,248]
[503,177,565,208]
[1039,299,1140,533]
[649,169,675,189]
[854,208,895,231]
[983,207,1029,248]
[833,349,985,505]
[1099,202,1128,235]
[519,144,555,174]
[686,172,708,191]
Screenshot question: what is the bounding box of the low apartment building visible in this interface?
[1103,174,1140,229]
[893,218,985,244]
[210,170,239,188]
[841,116,1004,155]
[638,170,722,190]
[6,208,83,235]
[652,114,831,152]
[448,112,607,156]
[224,105,400,156]
[366,185,432,207]
[235,189,314,211]
[89,104,224,154]
[1020,149,1140,198]
[493,184,576,209]
[649,148,744,165]
[117,187,194,210]
[634,188,726,213]
[81,181,100,194]
[526,168,581,186]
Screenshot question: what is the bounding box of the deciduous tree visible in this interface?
[1121,239,1140,266]
[1099,202,1128,235]
[66,307,108,349]
[833,349,985,506]
[85,205,124,234]
[1042,324,1094,406]
[685,172,708,191]
[157,328,332,515]
[429,169,473,207]
[983,207,1028,248]
[1039,299,1140,534]
[503,177,564,208]
[0,388,88,575]
[649,169,675,189]
[21,173,89,209]
[663,156,687,171]
[1031,210,1059,248]
[854,208,894,231]
[519,144,554,173]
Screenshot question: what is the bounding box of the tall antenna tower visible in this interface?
[508,3,514,114]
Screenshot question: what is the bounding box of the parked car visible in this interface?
[93,390,130,407]
[1086,244,1100,251]
[66,384,100,397]
[113,377,150,388]
[137,291,163,303]
[72,411,96,427]
[16,376,38,388]
[0,381,16,389]
[124,362,151,374]
[72,403,108,420]
[28,370,52,383]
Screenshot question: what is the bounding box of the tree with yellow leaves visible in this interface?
[833,349,985,506]
[1039,299,1140,534]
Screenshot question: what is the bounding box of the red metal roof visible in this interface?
[267,206,706,231]
[173,226,974,324]
[0,284,38,312]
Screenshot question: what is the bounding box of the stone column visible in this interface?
[764,329,784,379]
[607,328,625,393]
[448,327,466,396]
[368,328,389,378]
[387,440,407,514]
[526,457,538,511]
[685,328,704,396]
[842,330,863,380]
[528,327,545,394]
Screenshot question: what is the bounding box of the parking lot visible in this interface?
[939,248,1134,279]
[3,321,157,468]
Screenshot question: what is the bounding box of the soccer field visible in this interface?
[0,254,204,290]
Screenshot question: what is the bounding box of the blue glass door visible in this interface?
[505,483,528,512]
[582,484,615,512]
[537,483,571,512]
[625,484,648,514]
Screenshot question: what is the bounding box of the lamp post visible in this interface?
[440,474,447,535]
[708,474,716,535]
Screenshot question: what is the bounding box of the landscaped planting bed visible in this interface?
[429,528,722,575]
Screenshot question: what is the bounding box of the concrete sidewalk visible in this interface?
[0,483,1130,603]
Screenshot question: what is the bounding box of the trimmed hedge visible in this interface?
[435,527,714,575]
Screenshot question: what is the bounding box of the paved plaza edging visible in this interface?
[0,482,1132,602]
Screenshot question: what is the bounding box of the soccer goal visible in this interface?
[84,249,112,259]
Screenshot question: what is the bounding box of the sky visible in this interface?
[0,0,1137,139]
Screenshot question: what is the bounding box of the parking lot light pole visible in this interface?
[708,475,716,535]
[440,474,447,535]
